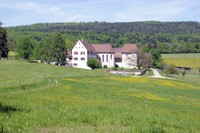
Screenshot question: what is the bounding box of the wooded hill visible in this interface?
[7,21,200,53]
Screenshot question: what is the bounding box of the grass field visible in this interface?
[0,60,200,132]
[162,53,200,69]
[162,53,200,83]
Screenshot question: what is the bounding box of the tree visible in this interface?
[150,48,161,67]
[137,49,153,69]
[87,58,101,69]
[155,58,166,69]
[16,38,34,60]
[7,30,17,51]
[165,64,178,77]
[142,53,153,69]
[125,54,137,68]
[137,49,144,70]
[65,39,74,50]
[0,22,9,59]
[40,34,67,65]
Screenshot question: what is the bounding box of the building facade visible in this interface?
[71,40,138,69]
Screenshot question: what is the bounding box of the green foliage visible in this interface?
[7,21,200,54]
[87,58,101,69]
[31,34,67,65]
[155,58,166,69]
[16,38,33,60]
[165,64,178,77]
[7,30,17,51]
[65,39,74,50]
[0,26,9,58]
[149,48,162,67]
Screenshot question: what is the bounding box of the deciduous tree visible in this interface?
[16,38,33,60]
[165,64,178,77]
[0,22,9,59]
[40,34,67,65]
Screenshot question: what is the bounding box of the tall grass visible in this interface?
[162,53,200,69]
[0,61,199,132]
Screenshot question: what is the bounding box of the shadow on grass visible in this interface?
[0,102,18,113]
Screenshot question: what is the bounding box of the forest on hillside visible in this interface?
[7,21,200,53]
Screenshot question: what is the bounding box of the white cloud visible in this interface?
[114,0,200,21]
[1,0,200,26]
[0,1,68,16]
[0,2,42,13]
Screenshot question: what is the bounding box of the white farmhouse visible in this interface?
[72,40,96,69]
[71,39,138,69]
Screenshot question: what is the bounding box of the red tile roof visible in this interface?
[92,44,114,53]
[113,48,122,58]
[122,44,138,53]
[80,40,96,52]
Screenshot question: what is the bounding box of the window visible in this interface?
[81,58,85,61]
[74,57,78,61]
[106,55,108,62]
[102,55,104,62]
[73,63,78,66]
[74,52,78,55]
[110,55,112,60]
[81,52,85,55]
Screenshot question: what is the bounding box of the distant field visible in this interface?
[162,53,200,69]
[0,61,200,132]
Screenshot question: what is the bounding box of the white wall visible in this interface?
[72,40,89,69]
[98,53,115,68]
[121,53,137,68]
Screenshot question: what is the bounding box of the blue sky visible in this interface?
[0,0,200,27]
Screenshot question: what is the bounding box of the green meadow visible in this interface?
[162,53,200,83]
[162,53,200,69]
[0,60,200,132]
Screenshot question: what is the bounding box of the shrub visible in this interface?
[155,58,166,69]
[87,58,101,69]
[165,64,178,77]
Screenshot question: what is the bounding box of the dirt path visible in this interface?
[150,68,171,79]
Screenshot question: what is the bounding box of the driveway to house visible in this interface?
[150,68,166,79]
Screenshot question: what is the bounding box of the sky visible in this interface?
[0,0,200,27]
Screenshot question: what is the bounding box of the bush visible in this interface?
[87,58,101,69]
[165,64,178,77]
[155,58,166,69]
